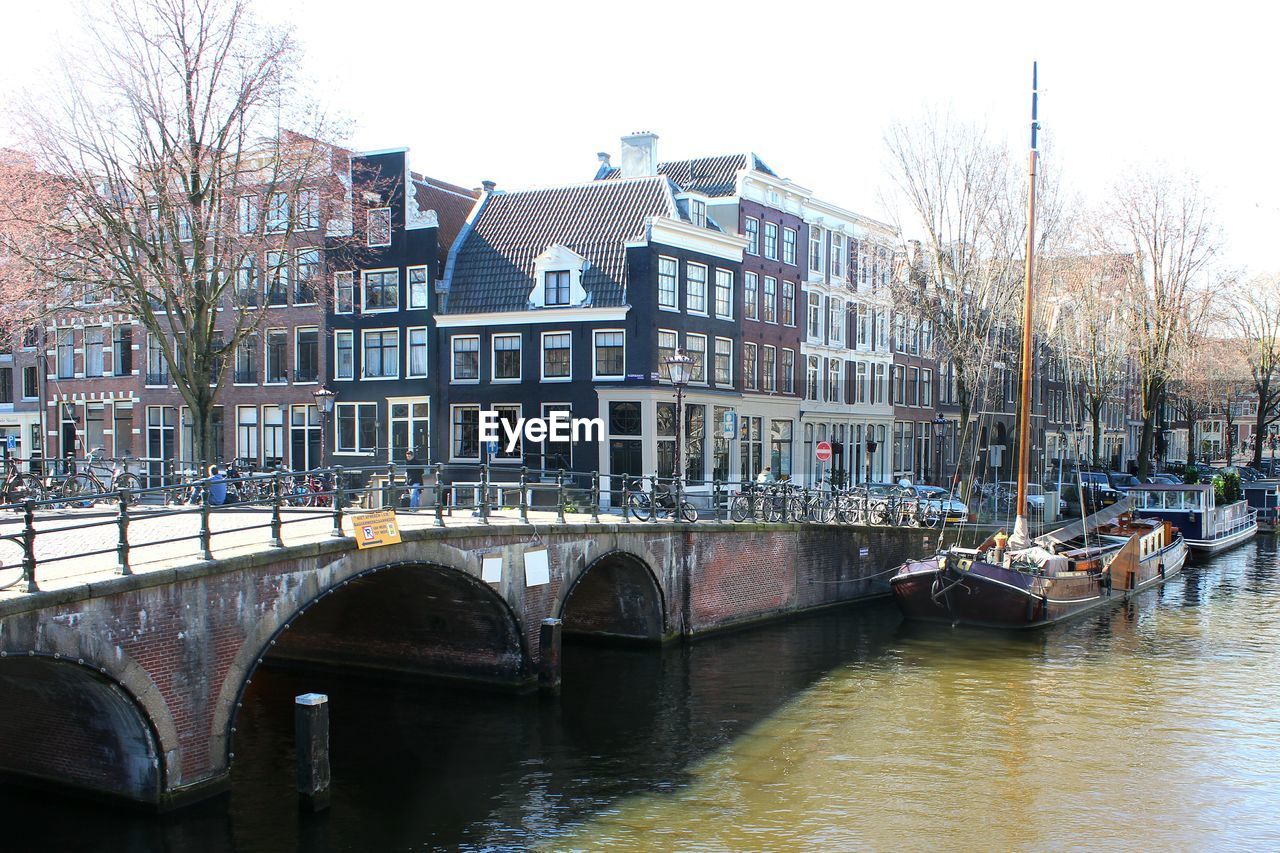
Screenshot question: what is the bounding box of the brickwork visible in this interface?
[0,520,927,808]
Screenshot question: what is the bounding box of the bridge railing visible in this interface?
[0,463,976,594]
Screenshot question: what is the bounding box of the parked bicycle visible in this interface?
[624,477,698,522]
[0,455,44,504]
[45,449,141,504]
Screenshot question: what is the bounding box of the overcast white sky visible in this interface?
[1,0,1275,274]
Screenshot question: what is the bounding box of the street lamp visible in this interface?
[931,414,948,486]
[312,386,336,469]
[865,437,879,484]
[663,348,694,517]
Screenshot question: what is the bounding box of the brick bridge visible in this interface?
[0,518,936,809]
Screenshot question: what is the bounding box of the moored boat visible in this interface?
[1242,479,1280,533]
[891,502,1188,628]
[1128,484,1257,554]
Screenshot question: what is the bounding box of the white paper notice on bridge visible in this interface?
[482,555,503,583]
[524,549,550,587]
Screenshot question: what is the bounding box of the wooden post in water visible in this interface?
[295,693,331,812]
[538,618,562,694]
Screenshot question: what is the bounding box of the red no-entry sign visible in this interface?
[815,441,833,462]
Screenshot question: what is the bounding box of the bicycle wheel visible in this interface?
[62,474,99,502]
[787,496,807,522]
[679,501,698,523]
[812,498,834,524]
[729,494,751,522]
[4,474,45,504]
[626,491,652,522]
[762,496,783,522]
[114,473,143,493]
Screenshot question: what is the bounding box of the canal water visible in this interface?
[5,539,1280,851]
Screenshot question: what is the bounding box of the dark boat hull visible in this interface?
[890,539,1187,629]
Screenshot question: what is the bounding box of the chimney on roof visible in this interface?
[481,180,496,193]
[620,131,659,178]
[597,152,611,167]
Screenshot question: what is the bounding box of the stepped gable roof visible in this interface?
[446,176,678,314]
[596,153,776,197]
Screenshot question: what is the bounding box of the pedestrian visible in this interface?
[405,449,424,509]
[207,465,227,507]
[756,466,772,484]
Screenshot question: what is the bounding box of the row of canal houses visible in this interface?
[6,132,1193,492]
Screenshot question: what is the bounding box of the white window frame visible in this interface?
[335,401,379,456]
[743,341,758,391]
[714,336,733,387]
[592,329,626,381]
[714,268,734,320]
[334,271,354,315]
[491,333,522,383]
[783,227,798,265]
[809,225,824,273]
[450,403,482,462]
[264,328,289,384]
[685,332,708,385]
[406,326,429,379]
[685,262,708,316]
[451,334,481,384]
[541,330,573,382]
[360,327,400,381]
[780,348,795,394]
[407,265,430,310]
[763,222,779,260]
[744,271,759,322]
[293,326,319,384]
[658,255,679,311]
[367,207,392,248]
[294,249,321,305]
[744,217,760,255]
[762,344,776,392]
[658,329,678,382]
[333,330,354,381]
[361,267,399,314]
[763,276,778,324]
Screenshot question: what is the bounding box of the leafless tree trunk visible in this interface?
[1227,275,1280,467]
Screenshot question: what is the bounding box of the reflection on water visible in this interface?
[3,542,1279,850]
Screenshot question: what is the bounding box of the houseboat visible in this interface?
[891,501,1188,628]
[1242,480,1280,533]
[1128,484,1257,554]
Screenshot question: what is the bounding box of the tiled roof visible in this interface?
[596,153,777,197]
[445,177,678,314]
[411,176,478,259]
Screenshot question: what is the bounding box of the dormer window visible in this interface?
[545,271,571,306]
[690,199,707,228]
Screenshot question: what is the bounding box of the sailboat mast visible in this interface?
[1014,62,1040,526]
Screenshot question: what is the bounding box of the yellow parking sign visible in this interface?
[349,509,402,549]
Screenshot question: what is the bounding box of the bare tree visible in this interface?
[1097,168,1221,477]
[884,111,1062,495]
[0,0,360,471]
[1227,274,1280,467]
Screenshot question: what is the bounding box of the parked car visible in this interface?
[912,485,968,523]
[996,481,1066,517]
[1143,474,1181,485]
[1107,471,1143,491]
[1062,471,1124,511]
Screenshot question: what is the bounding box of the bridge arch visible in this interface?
[559,550,667,642]
[217,556,530,768]
[0,654,164,805]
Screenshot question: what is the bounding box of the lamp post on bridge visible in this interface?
[663,348,694,517]
[931,414,948,487]
[865,437,878,484]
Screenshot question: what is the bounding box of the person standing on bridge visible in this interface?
[405,450,425,509]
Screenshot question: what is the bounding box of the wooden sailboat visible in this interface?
[889,64,1188,628]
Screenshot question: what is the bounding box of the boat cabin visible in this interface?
[1128,484,1257,552]
[1243,479,1280,531]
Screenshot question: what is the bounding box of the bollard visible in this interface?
[519,466,529,523]
[713,479,722,522]
[556,469,566,524]
[330,466,345,538]
[590,471,600,524]
[116,488,132,575]
[295,693,331,812]
[538,618,562,694]
[434,463,445,527]
[479,462,490,525]
[199,483,213,560]
[21,499,37,593]
[648,475,658,523]
[270,471,284,548]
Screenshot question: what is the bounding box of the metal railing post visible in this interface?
[556,469,566,524]
[479,462,490,525]
[620,476,630,524]
[434,463,445,527]
[590,471,600,523]
[21,499,37,593]
[386,462,398,511]
[519,466,529,523]
[199,483,213,560]
[330,466,344,538]
[713,479,722,522]
[270,471,284,548]
[648,475,658,523]
[116,488,132,575]
[163,459,174,506]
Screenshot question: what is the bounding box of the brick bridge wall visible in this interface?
[0,521,935,809]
